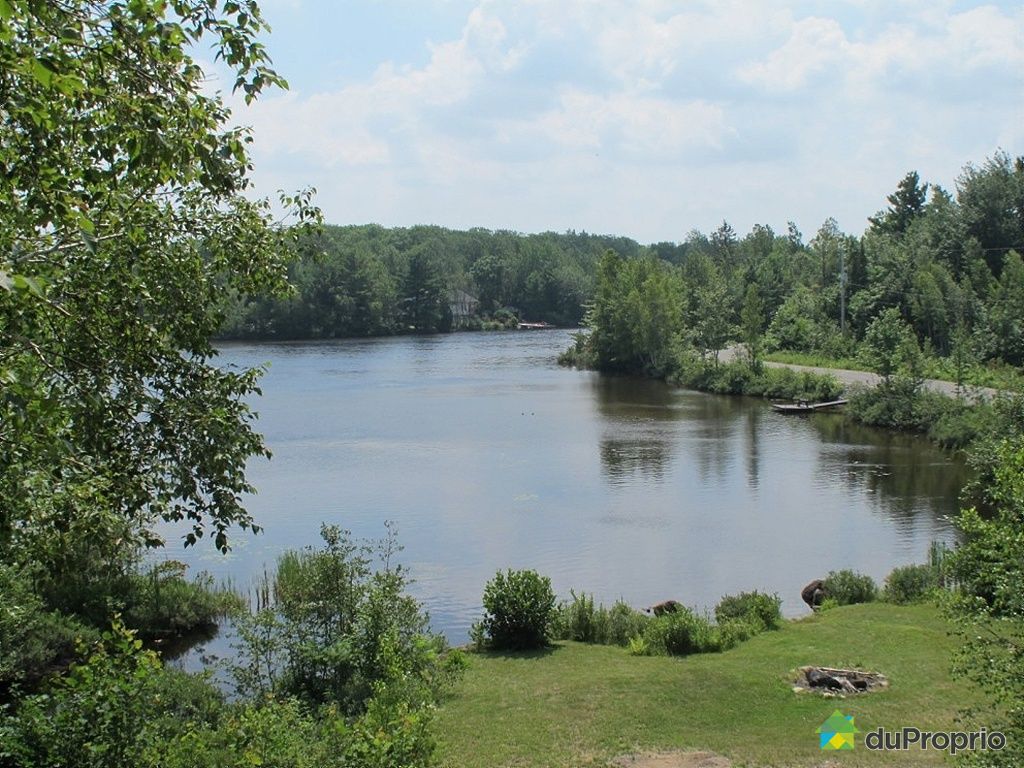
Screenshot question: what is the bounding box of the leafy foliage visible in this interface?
[641,607,719,656]
[883,564,941,604]
[0,618,442,768]
[714,591,782,631]
[0,1,322,610]
[230,525,460,714]
[551,593,649,646]
[0,620,217,768]
[477,569,557,650]
[0,564,92,695]
[948,439,1024,767]
[822,570,878,605]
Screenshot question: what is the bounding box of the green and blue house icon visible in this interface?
[817,710,860,750]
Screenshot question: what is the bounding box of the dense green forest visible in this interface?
[220,226,648,336]
[2,0,1024,765]
[223,153,1024,381]
[560,153,1024,376]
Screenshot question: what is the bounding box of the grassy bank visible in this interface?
[437,603,978,767]
[764,350,1024,392]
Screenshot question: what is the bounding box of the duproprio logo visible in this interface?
[816,710,1008,755]
[817,710,859,750]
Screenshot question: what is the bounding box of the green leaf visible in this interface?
[31,58,56,87]
[78,212,95,235]
[11,274,46,298]
[0,0,12,21]
[81,228,97,254]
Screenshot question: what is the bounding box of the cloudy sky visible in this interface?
[218,0,1023,243]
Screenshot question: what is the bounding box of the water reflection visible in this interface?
[744,406,763,489]
[165,331,968,661]
[592,377,681,484]
[810,416,966,524]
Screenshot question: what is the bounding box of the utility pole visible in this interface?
[839,242,847,335]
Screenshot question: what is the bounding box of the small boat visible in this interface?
[771,398,848,414]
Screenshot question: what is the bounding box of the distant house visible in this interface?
[449,289,480,327]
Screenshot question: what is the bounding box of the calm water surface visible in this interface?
[165,330,965,655]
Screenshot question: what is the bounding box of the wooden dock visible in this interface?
[770,399,848,414]
[517,321,553,330]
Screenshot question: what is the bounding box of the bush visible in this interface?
[714,591,782,631]
[122,562,243,640]
[717,619,760,650]
[230,525,457,713]
[0,620,223,768]
[606,600,650,646]
[846,378,926,431]
[0,564,92,695]
[817,597,839,612]
[478,569,556,650]
[667,356,842,402]
[551,595,649,647]
[552,591,606,644]
[884,564,941,604]
[642,607,718,656]
[627,636,651,656]
[823,569,878,605]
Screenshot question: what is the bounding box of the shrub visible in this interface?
[714,591,782,631]
[823,569,878,605]
[478,569,556,650]
[642,607,718,656]
[552,596,649,647]
[553,591,606,644]
[606,600,650,646]
[0,564,91,695]
[627,636,651,656]
[122,562,243,640]
[884,564,941,604]
[717,619,760,650]
[817,597,840,612]
[0,620,222,768]
[230,525,456,713]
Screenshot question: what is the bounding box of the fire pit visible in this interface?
[792,666,889,696]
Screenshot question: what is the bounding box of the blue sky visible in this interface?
[213,0,1023,243]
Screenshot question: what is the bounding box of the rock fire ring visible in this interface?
[792,666,889,696]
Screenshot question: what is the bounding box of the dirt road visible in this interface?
[720,347,1001,400]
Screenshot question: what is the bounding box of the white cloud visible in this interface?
[231,0,1023,241]
[740,4,1024,93]
[739,17,849,91]
[515,88,729,155]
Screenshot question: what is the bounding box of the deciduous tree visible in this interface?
[0,0,321,595]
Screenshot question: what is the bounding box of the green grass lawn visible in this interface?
[436,603,980,767]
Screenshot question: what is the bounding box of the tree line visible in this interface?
[223,153,1024,384]
[571,152,1024,378]
[220,226,647,337]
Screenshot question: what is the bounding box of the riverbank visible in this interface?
[437,603,977,767]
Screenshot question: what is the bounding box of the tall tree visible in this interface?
[869,170,929,236]
[957,152,1024,276]
[400,247,451,333]
[0,0,320,597]
[987,250,1024,365]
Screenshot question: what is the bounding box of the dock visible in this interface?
[770,399,848,414]
[517,321,553,330]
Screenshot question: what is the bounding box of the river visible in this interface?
[164,329,965,656]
